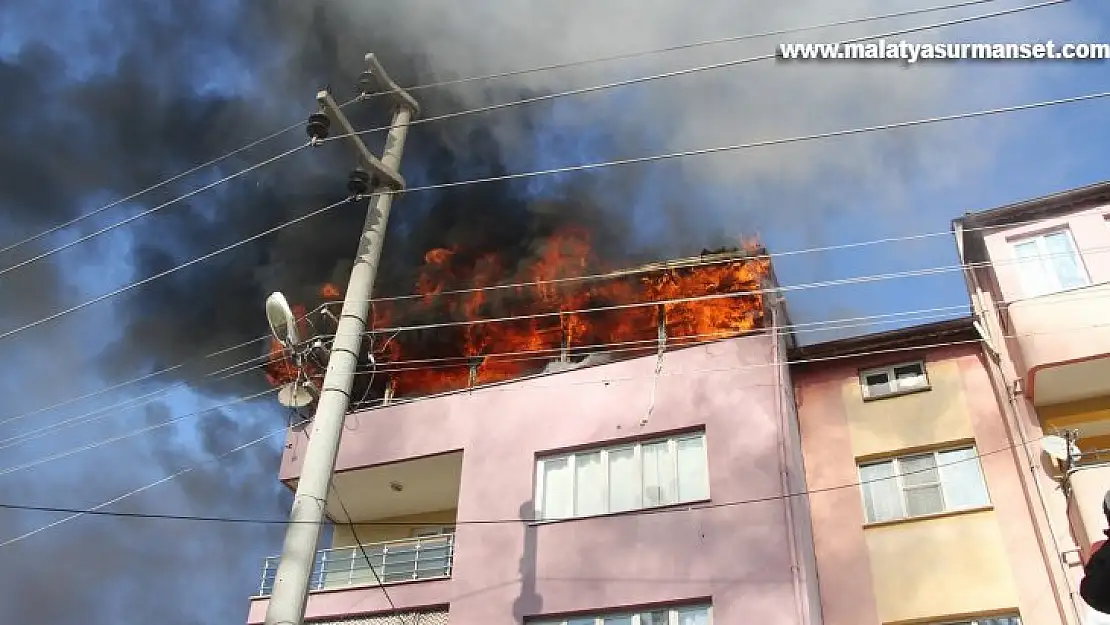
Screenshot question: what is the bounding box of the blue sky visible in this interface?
[0,1,1108,623]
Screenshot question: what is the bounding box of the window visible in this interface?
[859,446,990,523]
[531,605,712,625]
[859,360,929,399]
[1012,229,1088,297]
[535,432,709,521]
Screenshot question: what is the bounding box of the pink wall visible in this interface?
[256,332,815,624]
[792,344,1062,625]
[981,204,1110,304]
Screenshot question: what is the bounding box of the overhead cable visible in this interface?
[327,0,1067,143]
[2,87,1106,345]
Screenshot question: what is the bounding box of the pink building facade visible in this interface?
[954,181,1110,625]
[246,316,824,624]
[792,320,1065,625]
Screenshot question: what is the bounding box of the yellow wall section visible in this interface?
[330,509,457,548]
[842,359,976,458]
[1040,395,1110,427]
[865,510,1019,624]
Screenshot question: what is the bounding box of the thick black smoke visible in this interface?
[0,0,1098,623]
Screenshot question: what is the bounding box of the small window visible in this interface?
[859,360,928,399]
[1011,229,1089,297]
[859,446,991,523]
[530,605,712,625]
[534,432,709,521]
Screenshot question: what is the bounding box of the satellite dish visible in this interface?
[278,379,318,408]
[266,292,300,348]
[1042,435,1081,462]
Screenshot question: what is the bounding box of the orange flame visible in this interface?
[262,229,770,400]
[370,228,770,397]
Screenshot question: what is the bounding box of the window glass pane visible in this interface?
[938,447,991,509]
[643,441,678,507]
[541,458,574,520]
[575,452,606,517]
[1044,231,1087,289]
[639,612,670,625]
[676,436,709,502]
[1013,238,1055,296]
[675,607,709,625]
[899,454,939,487]
[860,461,902,522]
[608,447,641,512]
[863,372,891,397]
[893,363,926,390]
[566,619,594,625]
[602,616,632,625]
[904,484,945,516]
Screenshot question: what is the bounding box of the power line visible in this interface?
[3,86,1106,346]
[3,318,1104,479]
[0,388,277,478]
[0,196,350,343]
[0,306,963,450]
[0,423,1044,533]
[367,0,1009,98]
[3,231,1103,440]
[329,478,401,619]
[327,0,1067,144]
[0,1,1028,280]
[0,353,268,450]
[0,95,362,260]
[0,426,288,548]
[0,143,309,279]
[17,182,1106,428]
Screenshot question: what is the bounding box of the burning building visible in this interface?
[251,236,825,625]
[264,230,775,408]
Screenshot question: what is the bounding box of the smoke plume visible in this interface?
[0,0,1099,623]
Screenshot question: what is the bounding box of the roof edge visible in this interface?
[955,179,1110,232]
[788,316,976,363]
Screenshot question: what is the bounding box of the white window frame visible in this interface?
[1010,228,1089,297]
[534,432,709,521]
[858,446,991,523]
[530,604,713,625]
[859,360,929,400]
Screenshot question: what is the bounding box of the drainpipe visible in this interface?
[956,223,1082,625]
[771,305,810,625]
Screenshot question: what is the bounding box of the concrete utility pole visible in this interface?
[264,54,419,625]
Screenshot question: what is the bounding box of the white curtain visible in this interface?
[677,436,709,502]
[860,461,903,522]
[541,457,574,520]
[1044,230,1087,289]
[575,452,606,517]
[1014,238,1055,297]
[642,441,677,507]
[608,447,641,513]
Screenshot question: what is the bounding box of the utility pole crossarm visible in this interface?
[316,90,405,191]
[362,53,420,117]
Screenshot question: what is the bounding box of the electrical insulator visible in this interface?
[306,112,330,141]
[347,168,372,197]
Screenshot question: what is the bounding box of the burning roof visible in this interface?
[264,228,773,408]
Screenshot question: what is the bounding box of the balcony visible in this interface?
[249,451,462,623]
[256,533,455,596]
[1066,461,1110,561]
[1006,282,1110,406]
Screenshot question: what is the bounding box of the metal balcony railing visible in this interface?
[256,534,455,596]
